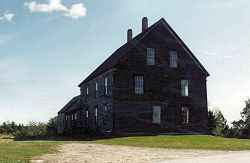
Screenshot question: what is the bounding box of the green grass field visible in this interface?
[0,135,250,162]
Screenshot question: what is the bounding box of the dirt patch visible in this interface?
[32,143,231,163]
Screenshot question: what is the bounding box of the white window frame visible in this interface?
[147,48,155,65]
[86,87,89,95]
[182,107,190,123]
[170,51,177,68]
[181,80,189,96]
[152,106,161,124]
[135,76,144,94]
[104,77,108,95]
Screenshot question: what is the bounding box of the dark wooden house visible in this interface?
[57,17,210,134]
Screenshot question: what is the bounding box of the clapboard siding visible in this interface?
[58,18,209,134]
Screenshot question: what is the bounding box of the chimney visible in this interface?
[142,17,148,32]
[127,29,133,42]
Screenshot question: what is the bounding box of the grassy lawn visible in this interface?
[0,138,61,162]
[0,135,250,162]
[96,135,250,151]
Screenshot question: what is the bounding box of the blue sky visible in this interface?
[0,0,249,124]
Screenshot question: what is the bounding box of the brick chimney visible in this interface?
[127,29,133,42]
[142,17,148,32]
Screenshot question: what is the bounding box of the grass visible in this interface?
[0,140,60,162]
[0,135,250,162]
[96,135,250,151]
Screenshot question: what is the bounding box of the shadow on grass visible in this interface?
[14,133,158,142]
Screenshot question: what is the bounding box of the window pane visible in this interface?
[153,106,161,124]
[105,78,108,86]
[182,107,189,123]
[104,78,108,95]
[135,76,143,94]
[170,51,177,68]
[147,48,155,65]
[95,83,98,98]
[96,83,98,90]
[181,80,189,96]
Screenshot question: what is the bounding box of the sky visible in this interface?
[0,0,250,124]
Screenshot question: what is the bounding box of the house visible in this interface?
[57,17,210,134]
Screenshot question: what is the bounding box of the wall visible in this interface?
[112,23,208,133]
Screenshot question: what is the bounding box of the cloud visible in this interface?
[24,0,67,13]
[25,0,86,20]
[64,3,86,19]
[0,11,15,22]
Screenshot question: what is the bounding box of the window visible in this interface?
[74,113,77,120]
[181,80,189,96]
[95,108,98,124]
[95,82,98,98]
[104,105,108,124]
[104,77,108,95]
[153,106,161,124]
[86,87,89,95]
[147,48,155,65]
[135,76,144,94]
[86,110,89,124]
[182,107,189,123]
[170,51,177,68]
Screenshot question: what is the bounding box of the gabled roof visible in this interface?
[78,18,209,87]
[58,95,80,114]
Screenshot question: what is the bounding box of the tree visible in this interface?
[47,116,58,135]
[212,109,228,136]
[208,110,216,135]
[240,98,250,136]
[227,120,245,138]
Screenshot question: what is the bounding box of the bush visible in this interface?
[14,121,47,137]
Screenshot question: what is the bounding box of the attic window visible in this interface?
[170,51,177,68]
[95,82,98,98]
[104,77,108,95]
[147,48,155,65]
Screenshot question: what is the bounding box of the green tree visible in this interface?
[227,120,245,138]
[240,98,250,136]
[47,116,58,135]
[208,110,216,135]
[212,109,228,136]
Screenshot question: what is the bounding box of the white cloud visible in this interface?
[24,0,67,13]
[0,11,15,22]
[64,3,86,19]
[25,0,86,20]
